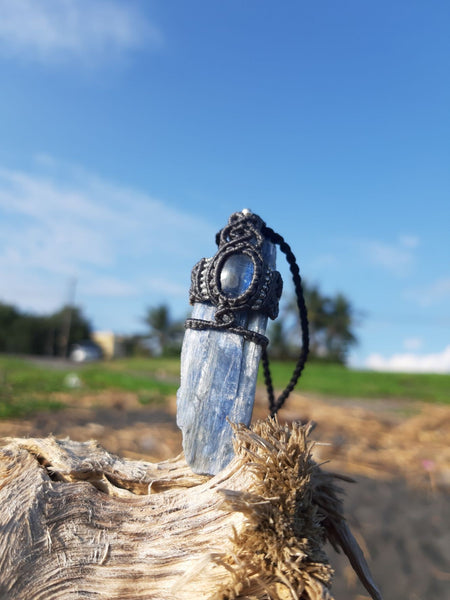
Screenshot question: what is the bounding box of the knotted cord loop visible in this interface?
[261,225,310,415]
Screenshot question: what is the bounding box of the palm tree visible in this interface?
[324,293,357,363]
[144,304,184,356]
[280,283,358,364]
[302,284,329,358]
[144,304,171,351]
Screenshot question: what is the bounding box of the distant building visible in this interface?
[92,331,124,359]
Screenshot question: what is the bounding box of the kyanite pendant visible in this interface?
[176,210,282,475]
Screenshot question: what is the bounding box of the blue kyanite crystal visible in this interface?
[177,233,276,476]
[220,254,254,297]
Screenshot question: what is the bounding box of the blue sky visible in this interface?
[0,0,449,372]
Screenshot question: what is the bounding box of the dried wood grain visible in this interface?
[0,420,381,600]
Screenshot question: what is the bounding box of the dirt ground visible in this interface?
[0,389,449,600]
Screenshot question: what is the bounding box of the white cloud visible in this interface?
[0,269,68,315]
[398,235,420,249]
[363,237,418,276]
[0,158,215,321]
[83,277,137,298]
[366,346,450,374]
[403,337,423,351]
[407,277,450,307]
[144,278,187,297]
[309,253,339,269]
[0,0,161,66]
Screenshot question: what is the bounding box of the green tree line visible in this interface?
[0,302,91,356]
[1,282,358,364]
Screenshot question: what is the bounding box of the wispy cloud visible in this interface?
[83,277,138,298]
[0,0,162,66]
[309,253,339,270]
[365,345,450,374]
[357,235,419,276]
[398,234,420,249]
[0,158,215,322]
[403,337,423,351]
[406,277,450,307]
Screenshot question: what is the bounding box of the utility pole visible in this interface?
[60,277,77,359]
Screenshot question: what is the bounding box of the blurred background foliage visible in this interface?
[0,281,357,364]
[0,302,91,357]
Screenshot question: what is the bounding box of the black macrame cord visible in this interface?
[261,225,310,416]
[185,212,309,416]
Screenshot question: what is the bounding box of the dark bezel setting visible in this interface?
[188,210,282,324]
[211,246,261,308]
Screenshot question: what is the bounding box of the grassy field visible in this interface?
[0,356,178,418]
[0,355,448,418]
[261,360,450,404]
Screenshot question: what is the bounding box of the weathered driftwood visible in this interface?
[0,419,381,600]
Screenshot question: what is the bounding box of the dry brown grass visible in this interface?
[0,388,448,490]
[264,393,450,490]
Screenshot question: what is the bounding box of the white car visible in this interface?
[69,341,103,363]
